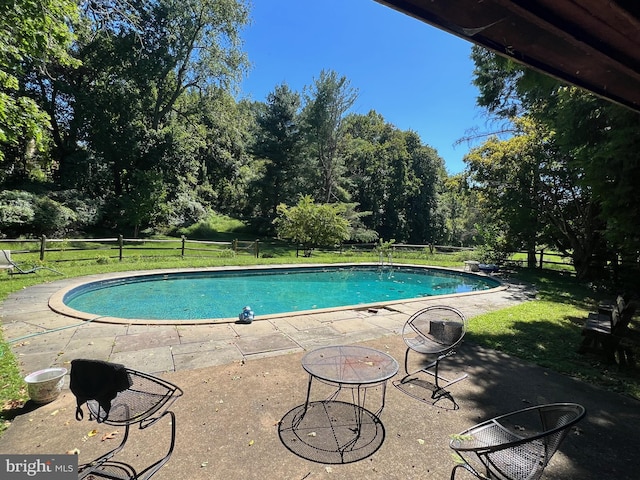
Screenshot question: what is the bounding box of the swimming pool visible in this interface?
[50,264,502,324]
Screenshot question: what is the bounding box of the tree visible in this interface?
[402,131,446,243]
[302,70,358,203]
[437,174,480,247]
[465,117,544,266]
[536,88,640,281]
[252,83,304,221]
[19,0,251,234]
[470,46,640,281]
[342,111,444,243]
[274,195,350,256]
[0,0,79,174]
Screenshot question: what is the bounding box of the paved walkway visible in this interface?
[2,269,639,479]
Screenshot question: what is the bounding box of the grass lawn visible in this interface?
[1,252,638,435]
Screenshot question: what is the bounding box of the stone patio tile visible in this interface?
[71,322,129,339]
[306,310,362,322]
[229,320,278,337]
[16,350,64,372]
[363,313,406,333]
[113,329,180,353]
[243,346,303,361]
[109,346,175,374]
[4,312,77,329]
[176,323,236,343]
[171,338,235,355]
[172,346,243,370]
[391,301,433,315]
[286,325,344,349]
[57,336,116,364]
[325,317,389,335]
[273,316,324,332]
[0,321,48,341]
[126,324,178,335]
[234,333,299,355]
[1,301,53,316]
[8,328,75,355]
[338,330,397,346]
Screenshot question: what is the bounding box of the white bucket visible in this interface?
[24,367,67,404]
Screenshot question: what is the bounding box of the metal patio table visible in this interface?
[300,345,399,426]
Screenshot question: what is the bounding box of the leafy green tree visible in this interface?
[469,46,640,280]
[342,111,392,234]
[402,131,446,243]
[21,0,251,234]
[252,83,304,222]
[0,0,79,175]
[437,174,479,247]
[342,111,444,243]
[274,195,350,256]
[465,117,544,266]
[302,70,357,203]
[535,88,640,281]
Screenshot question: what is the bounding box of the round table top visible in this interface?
[301,345,399,385]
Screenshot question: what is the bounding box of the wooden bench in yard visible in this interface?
[578,295,637,365]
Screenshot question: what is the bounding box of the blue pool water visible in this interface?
[63,265,499,321]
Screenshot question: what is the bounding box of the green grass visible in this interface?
[1,253,638,436]
[0,342,26,432]
[468,269,640,398]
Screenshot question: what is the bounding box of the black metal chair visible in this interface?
[397,305,468,400]
[449,403,586,480]
[70,360,183,480]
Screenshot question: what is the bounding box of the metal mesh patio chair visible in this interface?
[1,249,62,275]
[449,402,586,480]
[70,359,183,480]
[398,306,468,400]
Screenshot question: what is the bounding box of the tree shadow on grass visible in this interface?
[468,317,639,396]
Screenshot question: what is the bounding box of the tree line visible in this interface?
[2,1,640,287]
[1,0,451,245]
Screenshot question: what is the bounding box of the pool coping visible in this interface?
[48,263,507,325]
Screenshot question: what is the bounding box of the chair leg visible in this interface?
[78,423,130,479]
[403,348,468,388]
[137,411,178,480]
[451,462,487,479]
[451,464,460,480]
[78,411,177,480]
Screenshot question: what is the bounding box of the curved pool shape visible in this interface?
[52,264,502,324]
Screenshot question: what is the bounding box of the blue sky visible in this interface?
[238,0,487,175]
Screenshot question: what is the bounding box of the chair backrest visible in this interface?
[86,368,183,427]
[484,403,585,480]
[402,306,467,354]
[1,250,14,269]
[70,359,183,427]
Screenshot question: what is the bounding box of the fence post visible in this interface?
[539,249,544,269]
[118,235,124,261]
[40,235,46,261]
[233,239,237,253]
[255,239,260,258]
[181,236,186,257]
